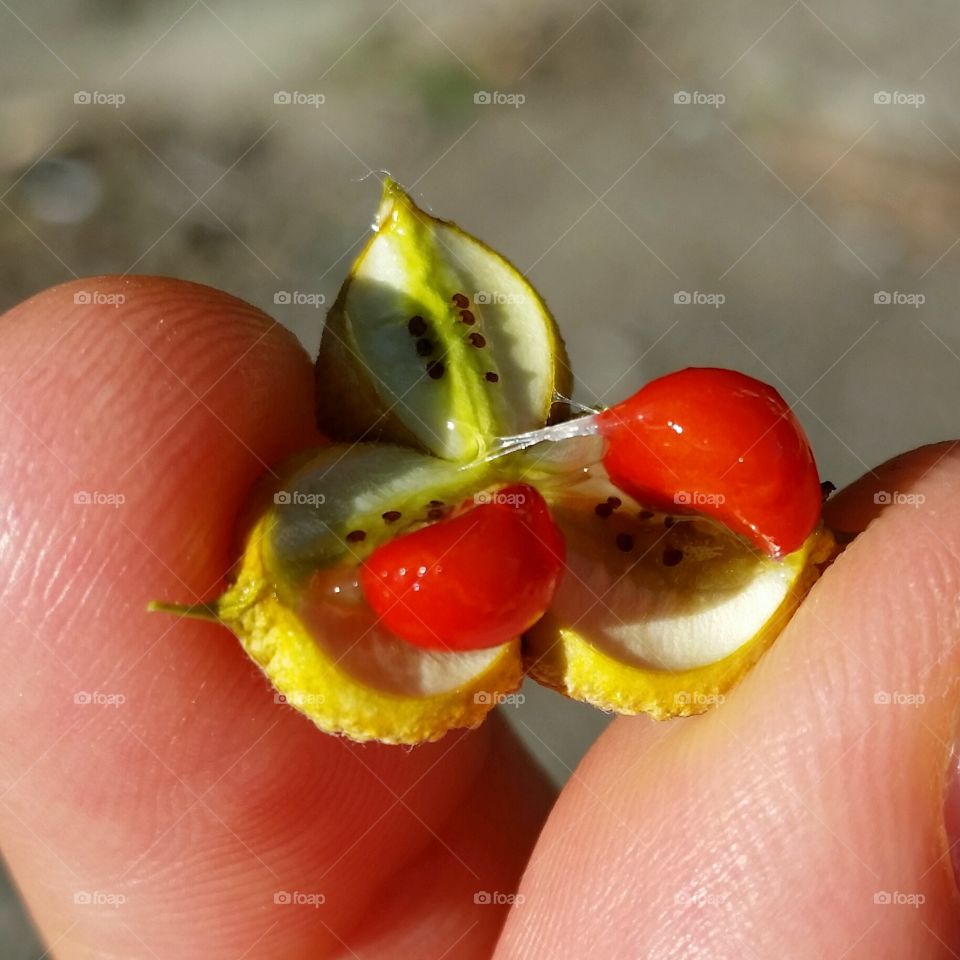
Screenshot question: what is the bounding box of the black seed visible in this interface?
[428,499,444,507]
[459,310,476,325]
[595,502,614,519]
[606,496,622,509]
[382,510,402,523]
[346,529,366,543]
[638,509,655,520]
[416,337,434,356]
[662,548,684,567]
[427,360,445,380]
[452,292,470,308]
[820,480,836,499]
[427,507,445,521]
[485,371,499,383]
[408,315,427,336]
[616,532,634,552]
[663,516,675,528]
[468,332,487,348]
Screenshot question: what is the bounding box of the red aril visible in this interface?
[596,367,821,557]
[360,483,565,651]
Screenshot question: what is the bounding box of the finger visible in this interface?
[496,442,960,959]
[0,277,551,960]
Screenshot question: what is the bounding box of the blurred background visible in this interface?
[3,0,960,953]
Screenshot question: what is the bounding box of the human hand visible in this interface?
[2,277,958,959]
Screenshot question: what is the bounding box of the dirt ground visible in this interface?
[3,1,960,953]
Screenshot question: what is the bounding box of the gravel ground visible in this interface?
[4,1,960,953]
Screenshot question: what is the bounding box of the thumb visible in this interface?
[497,443,960,959]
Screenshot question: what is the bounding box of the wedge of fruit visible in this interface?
[314,179,571,462]
[153,444,532,744]
[520,461,834,718]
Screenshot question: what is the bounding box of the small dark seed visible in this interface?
[662,548,684,567]
[606,496,622,509]
[595,502,614,518]
[427,361,445,380]
[427,507,445,521]
[408,315,427,336]
[459,310,476,325]
[485,371,499,383]
[468,332,487,348]
[382,510,402,523]
[638,509,655,520]
[415,337,434,356]
[428,499,444,507]
[820,480,836,499]
[452,293,470,308]
[616,532,634,552]
[663,516,675,528]
[346,529,366,543]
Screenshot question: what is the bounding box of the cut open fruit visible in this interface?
[153,179,833,744]
[153,444,524,745]
[315,179,571,462]
[521,461,834,718]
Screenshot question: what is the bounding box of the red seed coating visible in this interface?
[459,310,476,325]
[452,293,470,308]
[468,332,486,348]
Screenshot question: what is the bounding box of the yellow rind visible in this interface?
[523,527,835,719]
[217,515,523,745]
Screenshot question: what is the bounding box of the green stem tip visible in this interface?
[147,600,221,623]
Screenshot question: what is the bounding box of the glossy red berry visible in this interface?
[360,484,565,651]
[596,367,821,557]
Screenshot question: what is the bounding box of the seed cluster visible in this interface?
[594,495,622,519]
[450,292,499,386]
[593,497,687,565]
[406,313,446,381]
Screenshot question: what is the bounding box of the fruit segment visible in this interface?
[522,463,834,718]
[597,367,821,557]
[361,484,565,651]
[315,179,570,462]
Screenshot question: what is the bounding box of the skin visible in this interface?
[1,277,958,958]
